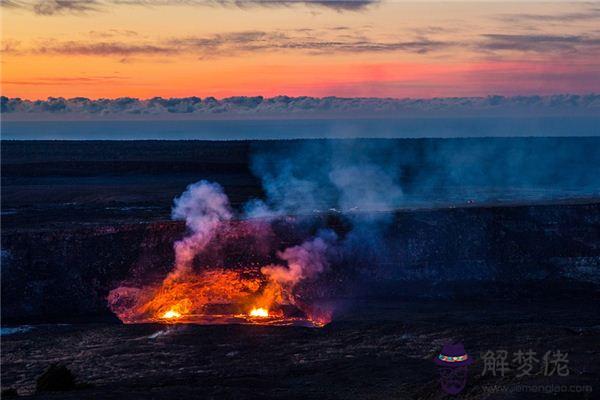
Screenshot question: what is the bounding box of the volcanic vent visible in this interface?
[108,181,337,327]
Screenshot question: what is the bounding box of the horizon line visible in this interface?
[3,93,600,102]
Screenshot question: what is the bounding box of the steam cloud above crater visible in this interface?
[108,179,342,324]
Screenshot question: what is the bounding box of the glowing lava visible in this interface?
[109,268,332,327]
[161,309,182,319]
[249,307,269,318]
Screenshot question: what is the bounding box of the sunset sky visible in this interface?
[2,0,600,99]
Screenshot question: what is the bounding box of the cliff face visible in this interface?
[1,222,182,323]
[2,203,599,323]
[346,203,600,300]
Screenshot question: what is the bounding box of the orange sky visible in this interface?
[2,1,600,99]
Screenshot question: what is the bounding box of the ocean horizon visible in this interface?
[2,116,599,140]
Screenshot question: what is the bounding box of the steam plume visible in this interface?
[263,230,337,291]
[109,179,338,323]
[170,180,232,275]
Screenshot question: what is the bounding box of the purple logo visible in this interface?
[434,343,473,395]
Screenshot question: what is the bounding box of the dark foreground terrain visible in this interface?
[2,300,599,399]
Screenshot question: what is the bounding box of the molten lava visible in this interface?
[249,307,269,317]
[108,267,330,327]
[161,309,181,319]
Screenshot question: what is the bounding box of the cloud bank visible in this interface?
[2,94,599,119]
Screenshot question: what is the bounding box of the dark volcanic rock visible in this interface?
[2,300,599,399]
[1,388,19,397]
[36,364,76,392]
[1,222,184,323]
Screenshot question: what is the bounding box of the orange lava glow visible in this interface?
[248,307,269,318]
[161,309,182,319]
[109,267,329,327]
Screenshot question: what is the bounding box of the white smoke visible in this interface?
[246,140,405,216]
[170,180,233,275]
[329,164,403,212]
[168,180,339,302]
[262,230,337,287]
[244,160,326,218]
